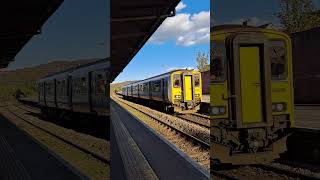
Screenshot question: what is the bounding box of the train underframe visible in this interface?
[211,117,292,165]
[40,106,110,140]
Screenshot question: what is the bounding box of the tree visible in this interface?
[196,52,209,72]
[277,0,320,33]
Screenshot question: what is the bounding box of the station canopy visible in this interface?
[0,0,63,68]
[111,0,180,82]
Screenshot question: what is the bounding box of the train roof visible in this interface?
[39,58,110,81]
[211,24,290,38]
[123,69,198,87]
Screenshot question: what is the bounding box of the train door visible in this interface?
[54,79,57,107]
[88,72,93,112]
[162,78,165,101]
[92,71,107,113]
[184,75,193,101]
[44,82,47,106]
[228,33,272,128]
[67,75,73,110]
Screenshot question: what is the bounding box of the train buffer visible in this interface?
[0,114,88,180]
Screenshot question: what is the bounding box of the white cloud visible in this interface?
[176,2,187,12]
[149,10,210,46]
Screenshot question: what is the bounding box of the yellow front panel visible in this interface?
[240,47,263,123]
[184,75,192,101]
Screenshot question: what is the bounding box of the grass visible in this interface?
[0,81,37,101]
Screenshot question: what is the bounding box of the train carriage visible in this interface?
[122,69,202,112]
[211,25,294,164]
[38,58,110,117]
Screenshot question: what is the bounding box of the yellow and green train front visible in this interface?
[171,70,202,111]
[211,26,294,164]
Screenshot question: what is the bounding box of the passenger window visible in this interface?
[269,41,287,80]
[61,80,66,96]
[95,74,105,95]
[212,41,226,82]
[194,75,200,87]
[153,81,160,92]
[173,74,181,88]
[80,77,87,94]
[143,83,148,91]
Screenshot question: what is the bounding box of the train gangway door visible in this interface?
[184,75,193,101]
[239,46,263,124]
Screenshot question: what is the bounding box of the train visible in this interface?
[211,25,294,165]
[38,58,110,117]
[121,69,202,112]
[291,27,320,104]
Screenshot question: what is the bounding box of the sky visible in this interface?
[113,0,210,83]
[7,0,109,70]
[212,0,320,27]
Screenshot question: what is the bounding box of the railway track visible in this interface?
[114,96,209,148]
[112,96,210,169]
[2,102,109,165]
[210,163,320,180]
[175,113,210,128]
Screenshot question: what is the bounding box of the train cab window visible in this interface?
[173,74,181,88]
[212,41,226,82]
[194,75,200,87]
[269,41,287,80]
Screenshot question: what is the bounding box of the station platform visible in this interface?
[294,105,320,131]
[110,100,209,180]
[0,114,87,179]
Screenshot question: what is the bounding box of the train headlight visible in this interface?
[219,107,225,114]
[272,103,287,112]
[195,94,200,98]
[212,106,226,115]
[174,95,181,99]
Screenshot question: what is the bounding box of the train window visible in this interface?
[95,74,105,95]
[80,77,87,94]
[153,81,160,92]
[269,41,287,80]
[194,75,200,87]
[46,82,54,95]
[139,84,143,92]
[173,74,181,88]
[57,81,61,95]
[212,41,226,82]
[61,80,66,96]
[143,83,148,91]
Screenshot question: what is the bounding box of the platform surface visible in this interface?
[0,114,86,180]
[294,105,320,131]
[110,100,209,180]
